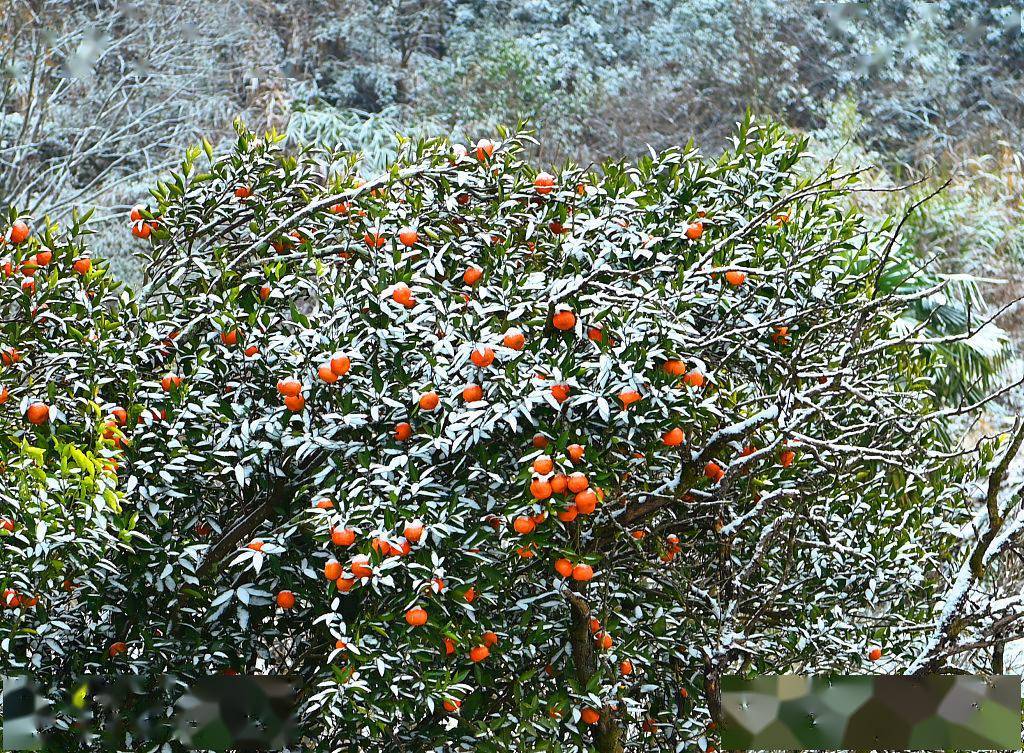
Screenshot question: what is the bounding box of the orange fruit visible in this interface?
[868,647,882,661]
[532,455,554,474]
[469,644,490,662]
[704,461,725,482]
[567,473,588,493]
[276,379,301,397]
[234,186,251,198]
[551,384,570,403]
[131,220,152,239]
[662,427,684,446]
[363,232,386,249]
[550,474,568,493]
[463,266,482,285]
[513,516,536,535]
[26,402,49,424]
[663,359,686,377]
[574,489,598,514]
[333,528,358,545]
[247,540,264,551]
[324,560,343,581]
[571,564,594,581]
[350,555,372,578]
[470,346,495,368]
[725,270,746,286]
[72,258,91,275]
[443,699,461,713]
[318,363,339,383]
[394,422,413,441]
[418,391,439,411]
[552,310,576,331]
[780,449,795,467]
[580,708,601,725]
[587,326,604,343]
[284,394,305,412]
[463,587,476,603]
[405,606,428,626]
[336,577,356,592]
[445,637,457,655]
[516,546,535,558]
[620,660,634,675]
[330,354,351,376]
[108,641,127,658]
[683,370,704,388]
[161,374,183,391]
[9,220,30,244]
[685,221,703,240]
[532,434,549,449]
[503,328,525,350]
[619,390,641,408]
[34,251,52,266]
[398,227,419,247]
[595,632,613,650]
[462,384,483,402]
[534,172,555,194]
[474,139,495,160]
[276,590,295,609]
[392,283,414,308]
[219,329,239,346]
[259,285,271,301]
[567,444,585,461]
[404,520,424,543]
[530,479,553,500]
[554,558,573,578]
[557,505,578,522]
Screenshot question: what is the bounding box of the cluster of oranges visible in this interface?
[129,205,160,239]
[275,378,306,412]
[1,219,92,301]
[1,587,38,610]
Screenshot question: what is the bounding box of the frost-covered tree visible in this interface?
[0,0,284,215]
[1,121,1022,752]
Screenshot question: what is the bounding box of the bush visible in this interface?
[0,120,1001,751]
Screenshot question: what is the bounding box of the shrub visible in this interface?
[0,120,1004,751]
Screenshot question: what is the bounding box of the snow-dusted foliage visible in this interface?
[0,121,1018,751]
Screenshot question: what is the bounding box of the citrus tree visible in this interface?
[1,121,1017,752]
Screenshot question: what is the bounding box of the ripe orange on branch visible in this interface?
[552,309,576,331]
[398,227,419,247]
[503,328,525,350]
[26,403,49,424]
[276,591,296,609]
[405,606,428,626]
[470,346,495,367]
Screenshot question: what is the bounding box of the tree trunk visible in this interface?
[567,588,624,753]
